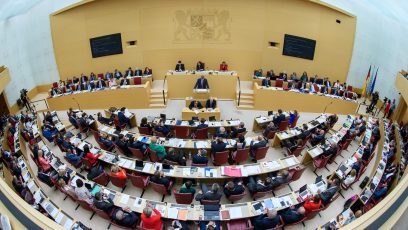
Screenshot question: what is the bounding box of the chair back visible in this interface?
[133,77,142,85]
[92,206,111,220]
[275,79,283,87]
[305,208,321,220]
[347,85,353,91]
[114,118,126,129]
[90,129,100,141]
[77,120,88,134]
[287,146,304,157]
[342,138,352,151]
[113,142,127,156]
[175,126,190,138]
[138,126,150,135]
[278,120,289,131]
[128,147,145,160]
[195,127,208,139]
[173,189,194,204]
[52,82,58,88]
[128,174,150,189]
[81,157,94,168]
[265,216,284,230]
[150,181,168,195]
[265,130,276,140]
[347,92,353,99]
[289,166,306,182]
[191,162,208,167]
[313,155,331,169]
[139,220,163,230]
[147,147,160,162]
[252,191,269,200]
[153,130,166,137]
[163,159,179,165]
[212,150,229,165]
[228,191,246,203]
[234,148,250,164]
[92,171,109,186]
[313,84,319,92]
[109,174,127,189]
[290,116,299,128]
[227,219,254,230]
[201,199,220,205]
[254,146,268,160]
[77,198,93,212]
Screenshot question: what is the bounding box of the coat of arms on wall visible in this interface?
[173,9,231,43]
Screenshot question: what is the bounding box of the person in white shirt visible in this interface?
[74,179,93,205]
[343,169,357,186]
[108,78,117,87]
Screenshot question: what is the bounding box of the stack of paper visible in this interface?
[120,194,130,204]
[223,167,242,177]
[196,141,208,148]
[245,165,261,174]
[284,158,296,166]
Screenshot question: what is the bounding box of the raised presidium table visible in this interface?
[271,114,329,147]
[104,108,137,128]
[181,108,220,121]
[252,83,358,114]
[46,81,152,111]
[166,70,237,100]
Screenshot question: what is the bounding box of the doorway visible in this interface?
[0,92,10,116]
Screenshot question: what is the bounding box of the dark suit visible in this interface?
[80,76,88,83]
[194,78,209,89]
[111,208,139,228]
[211,142,227,153]
[125,70,133,77]
[175,63,185,71]
[134,69,142,76]
[223,184,245,198]
[144,69,152,75]
[254,214,280,229]
[118,112,129,126]
[120,79,130,86]
[311,134,325,146]
[273,114,286,126]
[206,99,217,109]
[96,80,106,89]
[281,209,304,224]
[196,62,205,71]
[197,124,208,129]
[151,176,170,188]
[94,198,114,213]
[262,79,271,87]
[250,140,267,151]
[189,101,203,110]
[114,71,123,79]
[192,154,208,164]
[231,127,246,138]
[279,73,287,81]
[322,146,337,157]
[116,139,131,156]
[320,185,338,205]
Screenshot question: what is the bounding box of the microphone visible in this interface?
[323,101,333,114]
[72,97,81,111]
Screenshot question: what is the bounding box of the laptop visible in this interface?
[135,160,144,170]
[204,204,220,220]
[209,116,216,121]
[298,184,308,199]
[268,111,273,116]
[339,165,348,172]
[162,164,172,172]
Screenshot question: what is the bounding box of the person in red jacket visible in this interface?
[83,145,101,167]
[219,61,228,71]
[110,165,127,180]
[303,194,322,213]
[141,204,162,230]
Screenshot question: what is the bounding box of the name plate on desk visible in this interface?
[194,89,210,94]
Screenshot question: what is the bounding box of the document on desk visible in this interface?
[167,207,179,219]
[101,126,109,132]
[310,148,322,157]
[63,218,73,229]
[195,141,208,149]
[124,109,132,118]
[280,132,289,138]
[143,162,153,173]
[55,212,64,224]
[263,161,280,170]
[228,120,240,126]
[133,198,143,208]
[255,117,267,123]
[284,157,297,166]
[228,206,243,219]
[120,194,130,204]
[245,165,261,174]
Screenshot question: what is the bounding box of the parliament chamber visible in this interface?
[0,0,408,230]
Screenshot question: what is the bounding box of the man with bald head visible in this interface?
[281,206,306,224]
[206,97,217,110]
[111,207,139,228]
[254,208,281,229]
[250,135,268,161]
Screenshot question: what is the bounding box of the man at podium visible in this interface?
[194,76,209,89]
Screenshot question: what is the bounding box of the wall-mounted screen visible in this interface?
[90,33,123,58]
[282,34,316,60]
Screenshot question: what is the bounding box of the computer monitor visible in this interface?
[268,111,273,116]
[160,113,166,120]
[209,116,216,121]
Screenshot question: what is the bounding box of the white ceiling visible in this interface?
[0,0,43,20]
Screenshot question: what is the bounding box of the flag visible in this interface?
[369,67,379,95]
[361,65,371,97]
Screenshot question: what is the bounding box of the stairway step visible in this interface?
[149,103,166,108]
[239,100,254,105]
[150,94,166,98]
[237,104,254,110]
[150,98,164,103]
[236,95,253,100]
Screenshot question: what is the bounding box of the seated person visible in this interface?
[150,170,171,188]
[283,138,302,153]
[189,100,203,110]
[322,143,338,158]
[281,207,306,224]
[114,69,123,79]
[197,118,208,129]
[223,181,245,198]
[272,109,286,126]
[149,136,167,160]
[144,67,152,75]
[175,60,185,72]
[351,158,363,176]
[231,135,247,160]
[179,180,196,195]
[110,165,127,180]
[56,179,74,195]
[74,179,93,204]
[87,164,104,180]
[134,68,142,76]
[254,208,281,229]
[154,121,170,136]
[120,78,130,86]
[372,183,388,200]
[267,69,276,80]
[361,144,372,162]
[111,207,139,228]
[310,129,325,146]
[42,126,58,142]
[95,77,106,89]
[99,133,114,148]
[164,148,186,166]
[93,191,115,213]
[115,134,131,156]
[57,168,71,184]
[108,78,117,87]
[194,76,209,89]
[215,127,229,138]
[298,124,311,140]
[211,137,227,154]
[327,114,338,127]
[125,67,134,77]
[270,170,291,188]
[288,110,299,126]
[12,176,26,196]
[195,183,222,203]
[196,61,205,71]
[319,179,339,205]
[231,122,246,138]
[127,136,147,153]
[83,144,102,167]
[38,152,51,172]
[279,71,288,81]
[219,61,228,71]
[262,76,271,87]
[343,169,357,186]
[140,117,153,134]
[247,176,273,193]
[263,122,278,138]
[97,112,113,126]
[254,69,263,77]
[141,205,163,230]
[206,97,217,110]
[192,149,209,165]
[79,112,93,129]
[118,107,130,127]
[250,136,268,156]
[199,221,220,230]
[303,194,322,213]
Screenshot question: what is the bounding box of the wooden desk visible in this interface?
[47,82,151,111]
[154,117,240,134]
[104,109,137,128]
[182,108,220,120]
[252,111,291,132]
[185,97,218,108]
[167,74,237,99]
[253,83,358,114]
